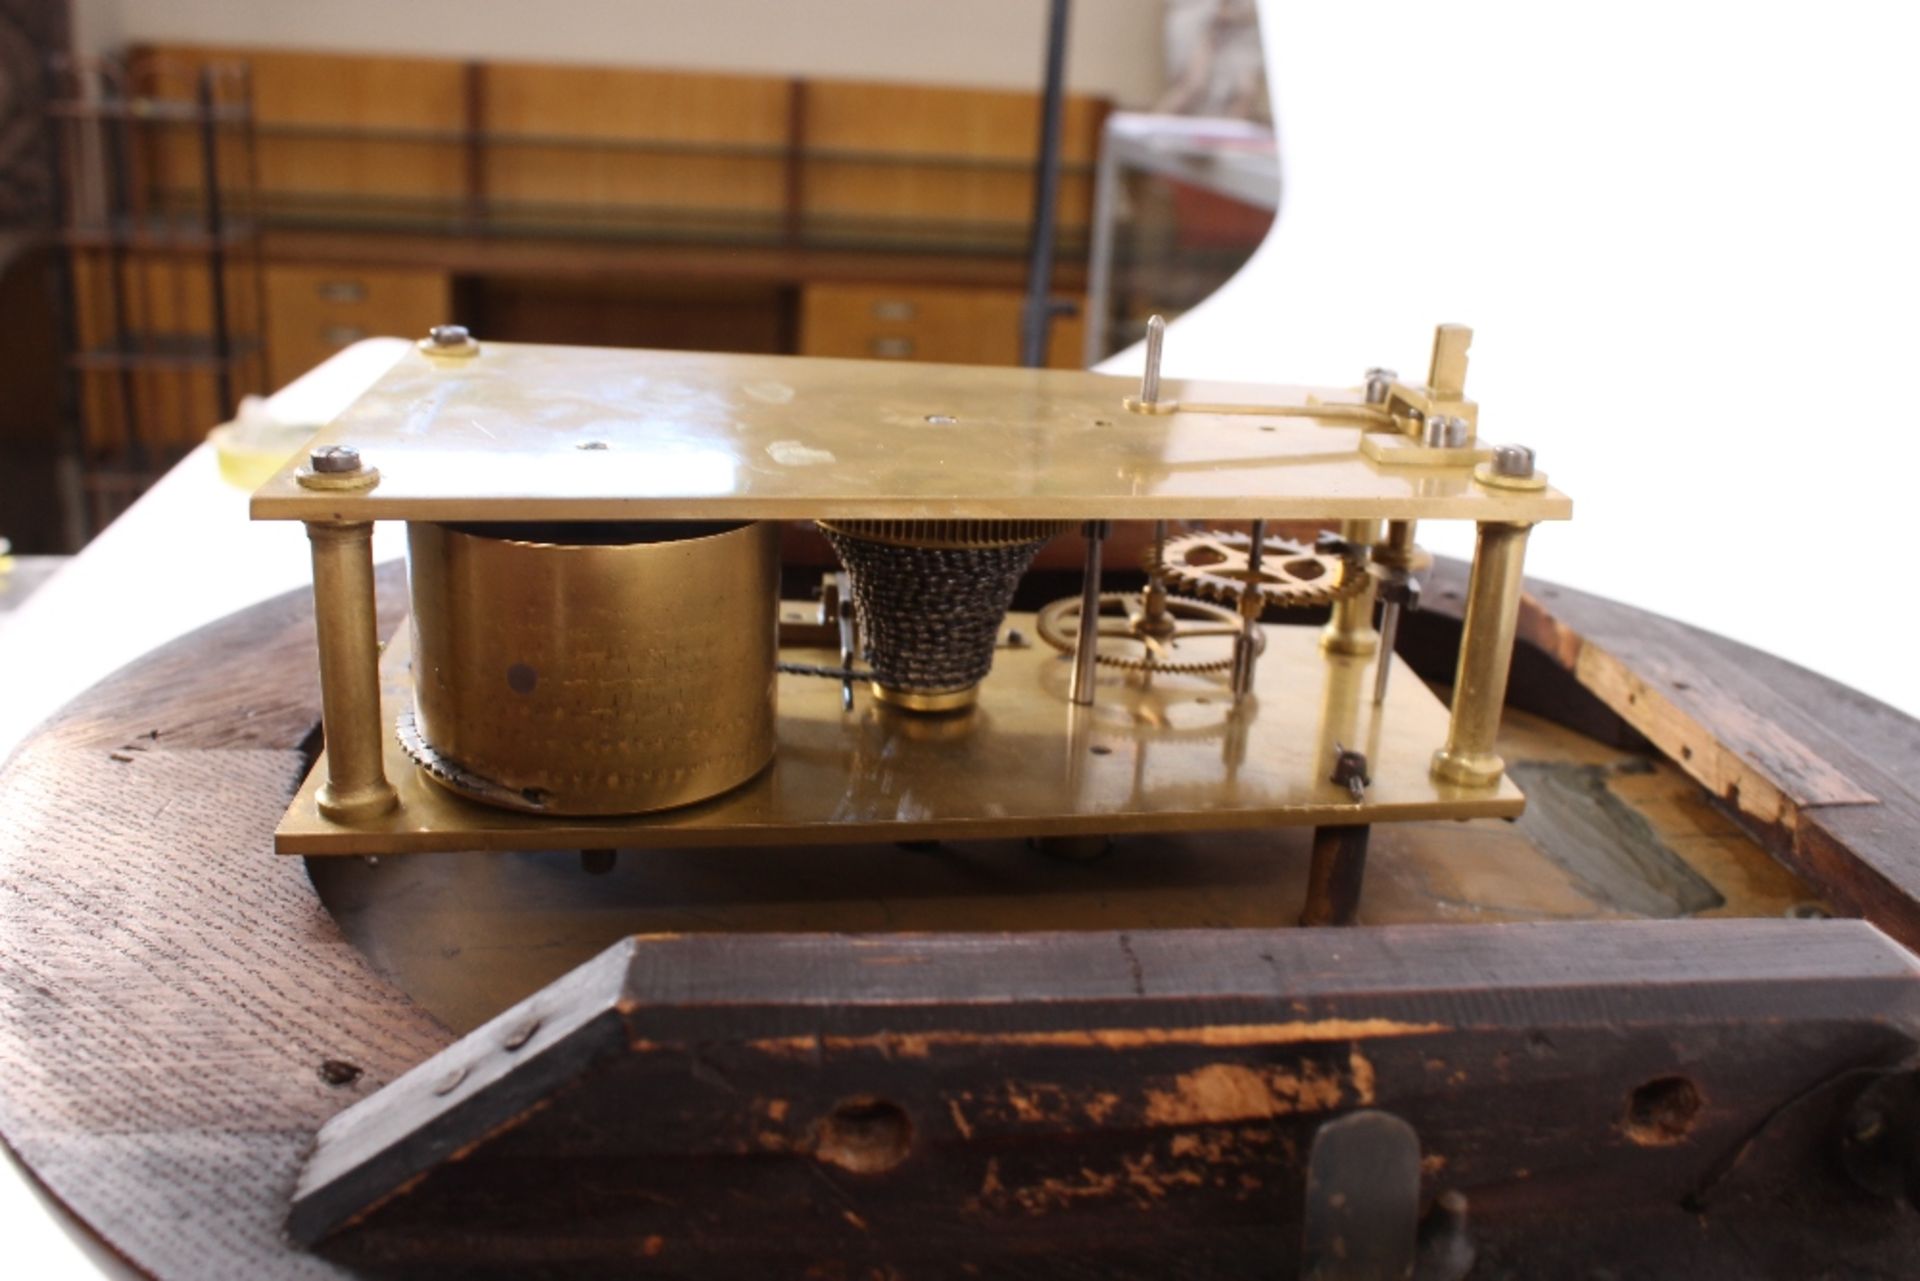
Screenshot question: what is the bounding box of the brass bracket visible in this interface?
[1360,434,1490,469]
[1378,323,1480,445]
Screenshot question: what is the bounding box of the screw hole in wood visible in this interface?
[815,1097,913,1174]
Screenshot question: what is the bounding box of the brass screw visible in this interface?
[420,323,480,358]
[309,444,363,474]
[1422,415,1469,448]
[1492,444,1537,479]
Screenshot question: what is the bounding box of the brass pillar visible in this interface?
[306,521,398,822]
[1431,520,1533,788]
[1321,518,1380,655]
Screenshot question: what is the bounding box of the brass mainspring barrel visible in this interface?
[404,520,779,815]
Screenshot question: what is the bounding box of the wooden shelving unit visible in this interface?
[51,45,1105,530]
[49,52,270,535]
[129,49,1105,258]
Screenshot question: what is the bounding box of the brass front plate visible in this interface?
[277,612,1524,856]
[250,344,1572,524]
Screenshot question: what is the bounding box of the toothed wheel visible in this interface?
[1154,531,1370,610]
[1036,591,1260,674]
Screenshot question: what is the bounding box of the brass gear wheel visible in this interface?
[1037,591,1261,674]
[1154,531,1370,610]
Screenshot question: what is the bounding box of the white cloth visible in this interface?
[1099,2,1920,719]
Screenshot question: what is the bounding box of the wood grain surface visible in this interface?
[1418,560,1920,949]
[292,923,1920,1278]
[0,565,443,1280]
[1,557,1916,1277]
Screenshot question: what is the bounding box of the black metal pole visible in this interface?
[1018,0,1071,369]
[43,59,88,549]
[197,67,234,420]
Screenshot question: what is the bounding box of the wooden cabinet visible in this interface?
[66,248,269,457]
[800,283,1085,369]
[803,82,1102,249]
[485,64,791,236]
[57,44,1103,537]
[264,264,450,387]
[148,47,471,220]
[135,45,1106,253]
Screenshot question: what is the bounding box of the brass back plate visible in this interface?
[277,612,1524,856]
[250,343,1572,524]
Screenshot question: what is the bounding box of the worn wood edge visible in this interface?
[1423,557,1920,947]
[4,553,1919,1275]
[289,941,637,1247]
[288,920,1920,1254]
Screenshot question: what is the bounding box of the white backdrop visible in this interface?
[1104,1,1920,717]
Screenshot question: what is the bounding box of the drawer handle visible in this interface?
[315,280,368,303]
[321,324,368,348]
[869,336,915,359]
[869,300,916,323]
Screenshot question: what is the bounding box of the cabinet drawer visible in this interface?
[799,283,1084,369]
[265,265,451,388]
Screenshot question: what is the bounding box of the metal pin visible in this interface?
[1373,599,1402,705]
[835,573,857,712]
[1070,521,1109,706]
[1140,314,1165,407]
[1492,444,1536,478]
[1372,523,1419,705]
[1364,367,1396,405]
[1148,518,1169,596]
[1230,520,1267,700]
[1420,414,1469,449]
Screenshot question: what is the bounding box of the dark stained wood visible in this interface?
[33,561,405,753]
[0,565,435,1281]
[294,923,1920,1277]
[0,556,1917,1278]
[467,274,788,355]
[1422,558,1920,950]
[1299,824,1369,926]
[0,239,74,551]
